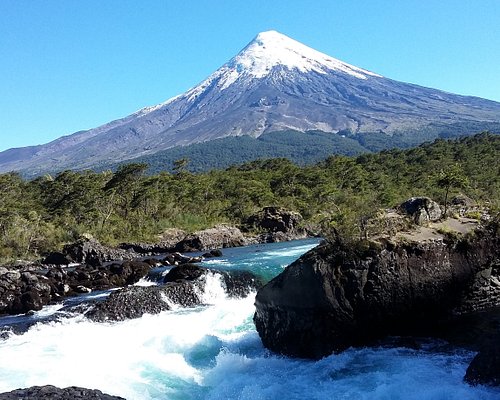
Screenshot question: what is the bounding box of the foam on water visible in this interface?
[0,239,498,399]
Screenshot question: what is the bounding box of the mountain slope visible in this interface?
[2,30,500,175]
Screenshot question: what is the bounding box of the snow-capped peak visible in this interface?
[226,30,381,81]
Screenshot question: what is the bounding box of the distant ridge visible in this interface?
[1,30,500,175]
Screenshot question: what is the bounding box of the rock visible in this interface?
[202,249,223,258]
[85,286,174,322]
[451,194,476,208]
[119,229,187,254]
[163,264,206,283]
[254,220,500,359]
[174,225,246,252]
[108,260,152,286]
[220,270,263,298]
[398,197,442,225]
[246,206,303,234]
[142,258,162,266]
[464,337,500,386]
[62,236,137,267]
[162,252,202,266]
[42,251,71,266]
[0,385,125,399]
[75,285,92,294]
[87,267,262,322]
[0,258,152,315]
[256,230,308,243]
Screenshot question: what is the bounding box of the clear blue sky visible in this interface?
[1,0,499,152]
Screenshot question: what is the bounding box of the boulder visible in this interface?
[464,337,500,386]
[62,236,136,267]
[162,252,202,266]
[85,286,175,322]
[202,249,223,258]
[398,197,442,225]
[163,264,206,283]
[42,251,71,266]
[246,206,303,233]
[0,385,125,399]
[0,268,51,315]
[174,225,246,252]
[118,229,187,255]
[254,220,500,359]
[0,259,153,315]
[86,267,262,322]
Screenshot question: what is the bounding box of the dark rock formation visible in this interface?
[163,264,206,283]
[245,207,308,242]
[246,207,303,233]
[118,242,172,255]
[465,336,500,386]
[0,260,153,315]
[398,197,442,225]
[202,249,223,258]
[118,229,187,255]
[254,220,500,359]
[0,268,52,315]
[0,385,125,399]
[85,285,178,322]
[87,267,262,322]
[221,270,263,298]
[174,225,246,252]
[42,251,71,266]
[63,236,136,267]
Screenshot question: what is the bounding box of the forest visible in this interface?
[0,132,498,262]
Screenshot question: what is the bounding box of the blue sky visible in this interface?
[1,0,499,152]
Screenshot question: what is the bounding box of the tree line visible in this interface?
[0,132,498,262]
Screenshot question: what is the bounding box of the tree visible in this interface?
[173,158,190,176]
[436,164,468,216]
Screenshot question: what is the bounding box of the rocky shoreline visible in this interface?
[0,207,307,317]
[0,385,125,399]
[254,198,500,387]
[2,201,499,396]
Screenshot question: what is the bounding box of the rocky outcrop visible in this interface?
[174,225,246,252]
[246,207,302,233]
[398,197,442,225]
[0,260,153,315]
[0,385,125,399]
[245,207,308,242]
[464,336,500,386]
[87,266,262,322]
[62,236,136,267]
[202,249,223,258]
[119,228,187,255]
[254,219,500,359]
[42,251,71,266]
[0,268,52,315]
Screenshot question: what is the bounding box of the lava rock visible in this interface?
[464,335,500,387]
[254,221,500,359]
[398,197,442,225]
[246,206,303,233]
[0,385,125,399]
[87,267,262,322]
[85,285,174,322]
[202,249,223,258]
[174,225,246,252]
[63,236,136,267]
[163,264,205,283]
[42,251,71,266]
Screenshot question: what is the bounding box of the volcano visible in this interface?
[1,30,500,174]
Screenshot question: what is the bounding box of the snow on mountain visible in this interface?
[226,30,381,80]
[1,30,500,175]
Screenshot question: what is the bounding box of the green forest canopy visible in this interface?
[0,132,498,261]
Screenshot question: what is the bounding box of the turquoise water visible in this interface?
[0,239,499,399]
